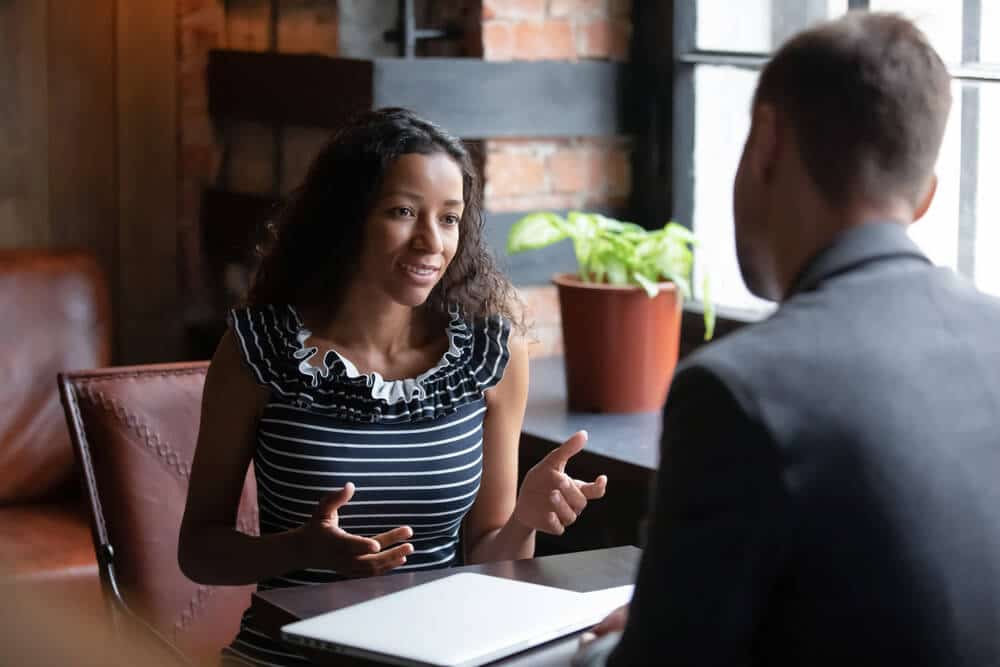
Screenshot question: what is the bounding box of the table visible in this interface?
[250,546,641,666]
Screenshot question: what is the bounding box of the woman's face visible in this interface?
[355,152,464,308]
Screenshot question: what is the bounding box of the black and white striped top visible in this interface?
[222,304,511,666]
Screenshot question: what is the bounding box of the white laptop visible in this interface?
[281,573,633,667]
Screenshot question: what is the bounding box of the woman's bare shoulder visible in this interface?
[204,330,270,414]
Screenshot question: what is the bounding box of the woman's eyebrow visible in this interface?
[382,191,463,207]
[382,190,424,200]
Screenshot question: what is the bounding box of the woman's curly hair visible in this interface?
[248,108,523,331]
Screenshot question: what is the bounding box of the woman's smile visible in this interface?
[397,260,441,285]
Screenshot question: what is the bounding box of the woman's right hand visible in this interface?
[295,482,414,577]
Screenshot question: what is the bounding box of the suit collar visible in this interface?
[788,222,930,297]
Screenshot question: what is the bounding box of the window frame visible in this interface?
[671,0,1000,314]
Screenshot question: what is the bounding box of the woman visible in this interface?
[178,108,608,666]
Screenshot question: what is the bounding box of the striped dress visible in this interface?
[222,304,511,666]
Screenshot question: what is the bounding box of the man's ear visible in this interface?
[749,103,780,184]
[913,174,937,222]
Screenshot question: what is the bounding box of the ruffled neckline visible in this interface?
[228,303,511,423]
[287,304,470,406]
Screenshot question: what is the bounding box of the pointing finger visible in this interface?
[576,475,608,499]
[544,430,588,470]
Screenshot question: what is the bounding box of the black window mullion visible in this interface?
[671,1,697,233]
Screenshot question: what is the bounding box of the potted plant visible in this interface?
[507,211,714,413]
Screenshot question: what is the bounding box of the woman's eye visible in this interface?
[394,206,415,217]
[443,214,460,226]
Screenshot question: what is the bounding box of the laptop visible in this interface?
[281,573,633,667]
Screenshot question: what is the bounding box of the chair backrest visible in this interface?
[59,362,258,665]
[0,250,111,503]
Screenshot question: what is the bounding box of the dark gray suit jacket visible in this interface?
[597,223,1000,666]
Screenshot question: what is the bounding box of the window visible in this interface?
[676,0,1000,312]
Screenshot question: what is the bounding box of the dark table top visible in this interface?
[250,546,642,666]
[523,356,661,471]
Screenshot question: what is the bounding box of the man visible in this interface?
[577,11,1000,667]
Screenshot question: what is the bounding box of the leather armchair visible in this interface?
[59,362,259,665]
[0,250,110,594]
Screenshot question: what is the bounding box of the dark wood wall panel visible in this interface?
[46,0,118,296]
[0,1,49,247]
[116,0,180,363]
[0,0,181,363]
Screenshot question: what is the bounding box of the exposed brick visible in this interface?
[485,150,547,198]
[549,0,608,18]
[226,4,271,52]
[610,18,632,61]
[180,114,215,149]
[607,146,632,197]
[512,20,575,61]
[549,148,606,193]
[182,145,216,174]
[575,18,612,58]
[178,0,219,18]
[608,0,632,17]
[487,137,561,151]
[519,285,561,324]
[482,0,546,21]
[179,68,208,102]
[486,193,578,212]
[518,286,564,359]
[482,21,515,60]
[278,6,338,55]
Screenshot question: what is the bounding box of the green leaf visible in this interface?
[701,273,716,341]
[663,272,692,300]
[662,221,697,244]
[633,271,659,298]
[506,213,569,254]
[605,257,628,285]
[505,210,715,324]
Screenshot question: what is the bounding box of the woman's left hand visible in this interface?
[512,430,607,535]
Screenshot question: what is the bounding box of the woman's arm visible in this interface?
[463,336,534,563]
[464,338,608,564]
[178,331,303,584]
[178,332,411,585]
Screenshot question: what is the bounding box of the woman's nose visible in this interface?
[413,214,444,253]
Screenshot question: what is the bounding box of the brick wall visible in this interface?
[480,0,633,358]
[177,0,633,358]
[178,0,340,318]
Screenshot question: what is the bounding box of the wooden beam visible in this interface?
[208,51,374,129]
[371,59,627,138]
[207,51,628,138]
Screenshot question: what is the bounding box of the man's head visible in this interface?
[733,12,952,300]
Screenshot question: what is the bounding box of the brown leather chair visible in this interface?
[0,250,109,594]
[59,362,259,666]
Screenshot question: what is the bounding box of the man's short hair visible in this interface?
[754,11,952,207]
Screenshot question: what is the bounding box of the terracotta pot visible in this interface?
[553,273,682,413]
